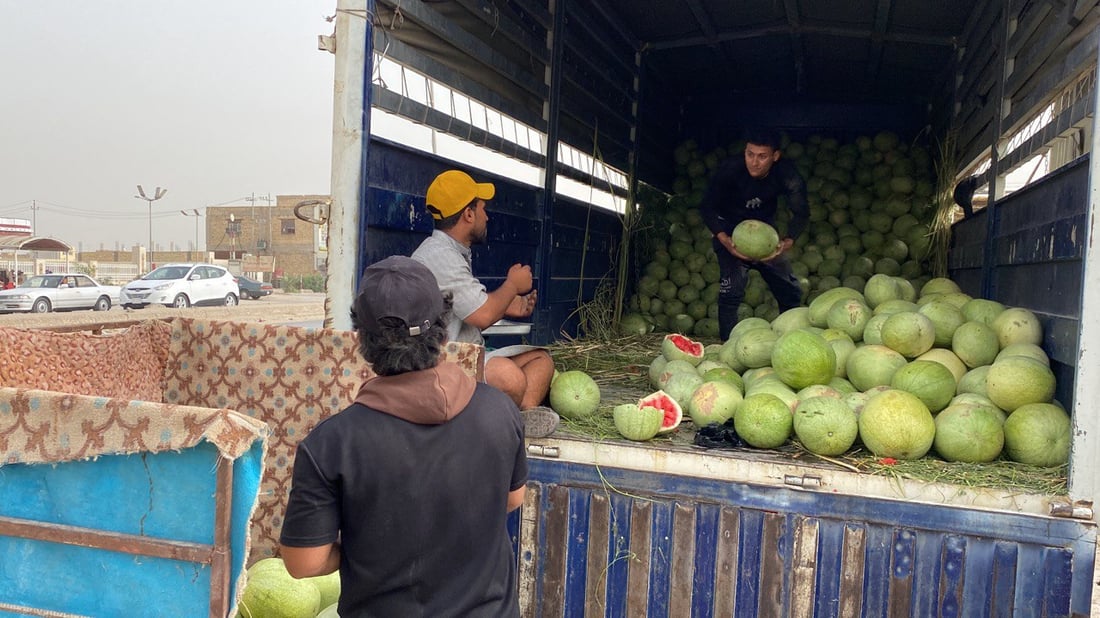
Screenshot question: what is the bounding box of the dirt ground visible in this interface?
[0,291,328,331]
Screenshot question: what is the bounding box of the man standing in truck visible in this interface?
[700,128,809,340]
[280,256,527,616]
[411,169,558,437]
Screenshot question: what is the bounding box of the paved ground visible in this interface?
[0,291,327,330]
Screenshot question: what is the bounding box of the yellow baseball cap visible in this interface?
[425,170,495,220]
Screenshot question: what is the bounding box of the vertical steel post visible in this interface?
[536,0,567,344]
[1069,44,1100,512]
[979,3,1010,299]
[326,0,371,330]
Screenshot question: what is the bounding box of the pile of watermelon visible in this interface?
[235,557,340,618]
[623,131,940,337]
[619,279,1070,468]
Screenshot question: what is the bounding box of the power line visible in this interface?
[33,204,177,220]
[0,196,254,220]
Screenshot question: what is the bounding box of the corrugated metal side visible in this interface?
[360,139,621,345]
[515,459,1095,617]
[949,156,1089,408]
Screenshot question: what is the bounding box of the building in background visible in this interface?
[71,194,330,284]
[206,194,329,281]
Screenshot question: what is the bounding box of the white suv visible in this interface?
[120,263,239,309]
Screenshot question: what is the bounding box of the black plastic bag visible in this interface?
[693,418,746,449]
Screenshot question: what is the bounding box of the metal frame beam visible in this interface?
[537,0,567,344]
[783,0,805,94]
[375,0,545,101]
[373,35,545,130]
[865,0,894,86]
[1069,31,1100,513]
[449,0,550,64]
[648,20,955,51]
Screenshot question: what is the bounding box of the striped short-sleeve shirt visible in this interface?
[411,230,487,345]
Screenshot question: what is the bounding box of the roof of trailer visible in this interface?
[609,0,972,106]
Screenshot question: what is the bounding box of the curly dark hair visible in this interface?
[351,294,453,376]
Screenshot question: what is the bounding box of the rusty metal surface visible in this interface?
[838,525,866,616]
[625,500,652,615]
[758,513,785,618]
[209,456,234,618]
[668,503,696,616]
[714,507,740,618]
[583,493,611,618]
[540,485,570,617]
[518,484,542,616]
[0,515,213,564]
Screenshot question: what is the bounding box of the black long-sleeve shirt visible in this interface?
[699,157,809,241]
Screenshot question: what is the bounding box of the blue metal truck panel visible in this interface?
[516,457,1095,617]
[949,156,1090,406]
[359,139,621,345]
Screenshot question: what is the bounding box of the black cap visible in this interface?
[357,256,444,336]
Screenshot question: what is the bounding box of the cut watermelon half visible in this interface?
[661,334,704,366]
[638,389,684,434]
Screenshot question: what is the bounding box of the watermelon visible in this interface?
[1003,403,1071,466]
[613,403,664,441]
[687,381,743,426]
[731,219,780,260]
[734,393,793,448]
[661,333,705,366]
[793,396,859,456]
[858,389,936,460]
[238,558,321,618]
[305,571,341,612]
[548,370,601,419]
[770,329,837,390]
[637,390,684,434]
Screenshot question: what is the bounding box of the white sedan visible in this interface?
[0,273,122,314]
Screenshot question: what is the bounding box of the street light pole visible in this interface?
[134,185,166,268]
[180,208,203,254]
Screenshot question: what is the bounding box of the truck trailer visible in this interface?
[322,1,1100,615]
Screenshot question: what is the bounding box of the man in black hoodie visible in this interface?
[279,256,526,617]
[700,128,809,340]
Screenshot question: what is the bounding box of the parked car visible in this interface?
[0,273,121,314]
[120,263,239,309]
[236,275,274,300]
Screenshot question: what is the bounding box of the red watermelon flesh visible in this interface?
[669,334,703,355]
[638,390,684,434]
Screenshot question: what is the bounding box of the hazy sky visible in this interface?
[1,2,336,252]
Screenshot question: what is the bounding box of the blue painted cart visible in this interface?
[0,389,266,617]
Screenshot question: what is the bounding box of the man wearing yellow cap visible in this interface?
[411,170,558,437]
